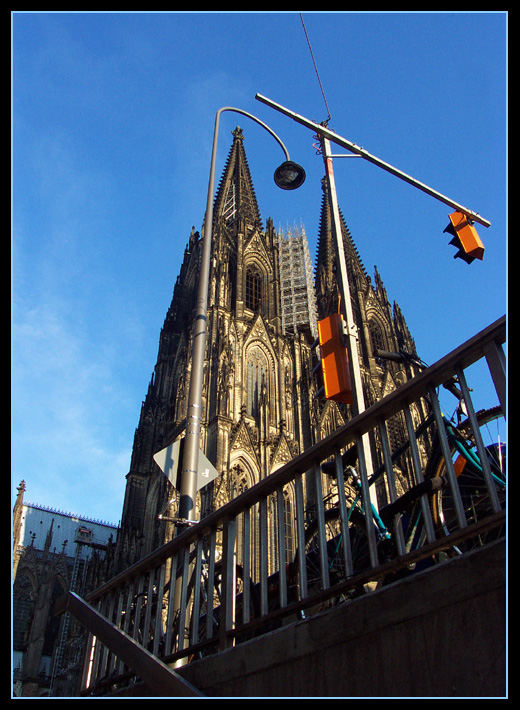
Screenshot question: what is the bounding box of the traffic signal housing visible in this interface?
[444,210,485,264]
[317,313,353,405]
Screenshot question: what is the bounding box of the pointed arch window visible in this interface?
[247,357,267,419]
[369,318,386,364]
[246,345,275,424]
[245,266,262,312]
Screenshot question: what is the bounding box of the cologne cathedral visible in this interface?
[111,126,423,574]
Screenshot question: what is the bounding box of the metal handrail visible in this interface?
[70,315,505,694]
[86,315,505,603]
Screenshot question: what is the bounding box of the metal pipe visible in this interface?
[294,474,308,599]
[377,419,405,555]
[483,340,506,417]
[320,135,378,509]
[259,497,269,615]
[255,93,491,228]
[242,510,251,624]
[313,463,330,590]
[334,449,354,577]
[356,436,379,568]
[178,107,294,528]
[276,488,288,608]
[403,406,436,545]
[429,388,467,530]
[455,367,502,513]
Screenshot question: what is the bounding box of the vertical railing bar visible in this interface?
[403,406,436,544]
[163,553,178,656]
[429,388,468,529]
[100,592,117,679]
[313,462,330,590]
[80,632,92,690]
[206,530,216,640]
[141,570,156,650]
[242,509,251,624]
[190,538,203,646]
[456,367,502,513]
[259,497,269,615]
[108,587,125,677]
[94,594,113,682]
[176,547,190,652]
[334,450,353,577]
[117,580,135,676]
[220,516,237,650]
[121,581,134,637]
[90,620,103,688]
[153,563,167,658]
[483,340,506,418]
[294,473,308,599]
[132,575,145,643]
[276,487,287,608]
[377,419,406,556]
[81,632,96,691]
[356,435,379,568]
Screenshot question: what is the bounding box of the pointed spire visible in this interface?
[13,481,27,575]
[13,480,26,512]
[314,176,368,318]
[44,518,55,555]
[374,265,389,305]
[393,301,417,354]
[212,126,262,229]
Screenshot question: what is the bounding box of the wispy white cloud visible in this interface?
[12,301,132,524]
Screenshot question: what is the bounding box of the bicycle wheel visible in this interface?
[428,406,506,545]
[293,504,386,606]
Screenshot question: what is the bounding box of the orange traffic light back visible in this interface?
[318,313,353,405]
[444,211,485,264]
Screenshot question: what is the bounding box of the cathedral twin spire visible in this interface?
[115,125,419,566]
[213,126,262,229]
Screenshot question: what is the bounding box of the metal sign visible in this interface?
[153,439,219,491]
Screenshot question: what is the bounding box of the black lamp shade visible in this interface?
[273,161,306,190]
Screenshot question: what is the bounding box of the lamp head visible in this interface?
[273,160,306,190]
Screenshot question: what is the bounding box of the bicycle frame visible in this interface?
[338,402,505,558]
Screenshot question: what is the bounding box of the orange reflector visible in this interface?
[453,455,467,476]
[318,313,353,404]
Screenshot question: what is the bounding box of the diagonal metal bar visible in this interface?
[255,93,491,228]
[57,591,204,697]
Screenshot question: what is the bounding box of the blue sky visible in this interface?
[12,11,507,525]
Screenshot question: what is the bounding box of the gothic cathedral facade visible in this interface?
[112,127,426,574]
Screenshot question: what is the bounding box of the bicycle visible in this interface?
[289,355,506,606]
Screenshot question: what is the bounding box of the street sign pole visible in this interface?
[320,135,377,509]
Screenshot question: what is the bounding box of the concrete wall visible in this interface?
[177,539,506,698]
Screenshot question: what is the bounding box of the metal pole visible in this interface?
[172,105,299,667]
[320,136,377,507]
[255,93,491,229]
[177,106,293,529]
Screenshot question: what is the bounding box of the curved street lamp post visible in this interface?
[177,107,305,532]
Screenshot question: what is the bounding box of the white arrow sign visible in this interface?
[153,439,219,491]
